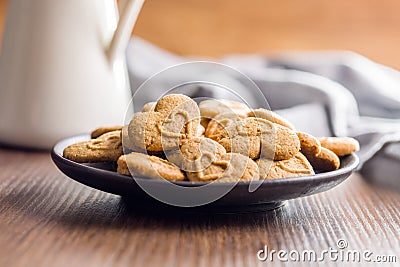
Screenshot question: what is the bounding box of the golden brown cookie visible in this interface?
[305,147,340,172]
[206,115,299,160]
[126,103,200,152]
[186,152,259,183]
[216,153,260,183]
[63,130,123,163]
[117,152,186,181]
[247,108,295,130]
[200,118,211,129]
[205,114,261,159]
[197,124,205,136]
[126,111,165,152]
[199,99,250,119]
[91,126,123,139]
[154,94,195,117]
[155,94,201,146]
[259,121,300,161]
[297,131,321,156]
[166,137,226,174]
[142,101,156,112]
[296,132,340,172]
[257,152,314,180]
[205,113,243,140]
[319,137,360,156]
[121,125,136,151]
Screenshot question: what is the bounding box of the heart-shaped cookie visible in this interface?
[206,114,300,160]
[126,94,201,152]
[64,130,122,163]
[117,152,186,181]
[257,152,314,180]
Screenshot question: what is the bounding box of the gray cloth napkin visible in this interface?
[126,37,400,190]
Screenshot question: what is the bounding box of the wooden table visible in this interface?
[0,147,399,266]
[0,0,400,265]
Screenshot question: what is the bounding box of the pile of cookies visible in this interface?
[63,94,359,183]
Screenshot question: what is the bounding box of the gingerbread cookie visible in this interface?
[305,147,340,172]
[156,94,200,148]
[247,108,295,130]
[200,118,211,129]
[166,137,226,174]
[126,111,165,152]
[206,115,299,160]
[319,137,360,156]
[199,99,250,119]
[197,124,205,137]
[117,152,186,181]
[91,126,123,139]
[205,114,261,159]
[257,152,314,180]
[297,131,321,156]
[187,152,259,183]
[64,130,122,163]
[216,153,259,183]
[296,132,340,172]
[154,94,195,117]
[260,121,300,161]
[142,101,156,112]
[126,101,200,152]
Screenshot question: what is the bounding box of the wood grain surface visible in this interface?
[1,0,400,69]
[0,147,399,266]
[0,1,400,265]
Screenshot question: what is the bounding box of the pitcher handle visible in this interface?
[107,0,145,64]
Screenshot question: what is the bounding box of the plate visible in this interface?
[51,134,359,212]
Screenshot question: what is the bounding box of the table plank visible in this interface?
[0,148,399,266]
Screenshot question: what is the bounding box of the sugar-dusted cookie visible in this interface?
[117,152,186,181]
[142,101,156,112]
[257,152,314,180]
[199,99,250,119]
[247,108,295,130]
[64,130,122,163]
[91,126,123,139]
[319,137,360,156]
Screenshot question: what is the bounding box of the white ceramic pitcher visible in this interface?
[0,0,145,149]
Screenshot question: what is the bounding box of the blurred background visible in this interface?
[2,0,399,69]
[1,0,400,69]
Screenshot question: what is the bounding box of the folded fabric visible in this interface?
[126,37,400,191]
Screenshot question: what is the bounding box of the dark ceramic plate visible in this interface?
[51,134,359,212]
